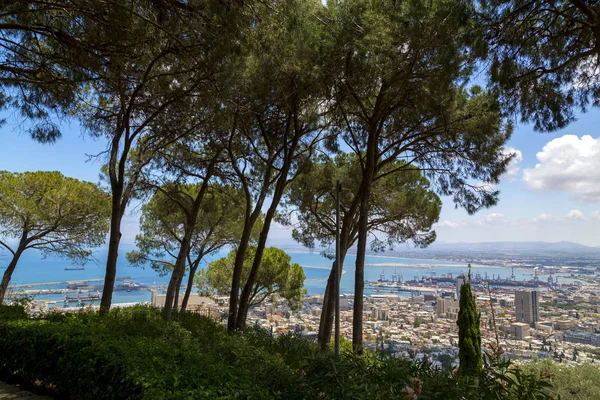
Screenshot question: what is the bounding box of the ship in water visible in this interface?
[64,265,85,271]
[367,268,438,294]
[115,280,146,292]
[64,291,101,306]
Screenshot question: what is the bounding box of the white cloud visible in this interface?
[523,135,600,202]
[478,213,509,225]
[435,220,463,229]
[567,209,584,220]
[502,147,523,181]
[432,210,600,246]
[533,213,554,222]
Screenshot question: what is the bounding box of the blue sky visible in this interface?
[1,107,599,247]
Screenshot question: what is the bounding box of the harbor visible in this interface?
[366,267,561,296]
[6,277,151,307]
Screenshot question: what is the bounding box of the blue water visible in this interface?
[0,246,535,306]
[288,251,535,295]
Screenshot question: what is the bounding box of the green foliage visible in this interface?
[541,301,588,311]
[0,308,302,399]
[523,358,600,400]
[479,0,600,131]
[457,273,483,376]
[283,153,441,252]
[127,183,247,276]
[0,304,27,320]
[0,1,96,142]
[0,170,110,257]
[322,0,513,214]
[201,247,307,310]
[0,170,110,303]
[476,355,554,400]
[0,308,559,399]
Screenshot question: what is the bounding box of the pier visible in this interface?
[6,277,139,298]
[16,289,71,296]
[9,277,133,289]
[366,282,439,295]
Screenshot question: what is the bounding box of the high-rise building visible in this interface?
[436,299,448,317]
[515,290,539,326]
[436,298,459,318]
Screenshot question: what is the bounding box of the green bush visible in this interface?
[0,304,28,320]
[0,308,302,399]
[523,358,600,399]
[0,307,558,399]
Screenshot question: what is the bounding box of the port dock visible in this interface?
[7,277,141,298]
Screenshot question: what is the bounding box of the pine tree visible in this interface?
[457,272,482,376]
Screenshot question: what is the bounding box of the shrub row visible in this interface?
[0,308,305,399]
[0,305,558,399]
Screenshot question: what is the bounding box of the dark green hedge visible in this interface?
[0,306,556,400]
[0,308,305,399]
[0,304,28,320]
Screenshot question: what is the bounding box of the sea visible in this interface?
[0,245,546,308]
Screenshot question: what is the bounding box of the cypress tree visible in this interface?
[457,270,482,376]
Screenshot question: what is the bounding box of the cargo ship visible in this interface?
[64,265,85,271]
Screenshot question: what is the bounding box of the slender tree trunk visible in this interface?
[180,260,200,313]
[235,133,300,330]
[235,200,280,330]
[162,161,216,320]
[228,188,266,331]
[173,273,183,311]
[318,211,356,350]
[163,227,193,320]
[100,192,124,313]
[317,184,360,349]
[226,139,273,331]
[352,131,377,354]
[317,248,349,349]
[352,206,369,353]
[318,260,337,349]
[0,245,26,305]
[227,223,254,330]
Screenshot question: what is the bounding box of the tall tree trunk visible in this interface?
[318,263,335,349]
[235,130,300,330]
[352,205,368,354]
[317,208,357,349]
[317,247,349,349]
[173,273,183,311]
[100,192,124,314]
[352,131,377,354]
[226,140,272,331]
[317,182,360,349]
[180,259,201,313]
[235,198,281,330]
[0,244,26,305]
[162,162,215,320]
[163,226,193,320]
[227,223,255,330]
[228,190,266,331]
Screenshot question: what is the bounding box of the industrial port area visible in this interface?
[8,278,150,308]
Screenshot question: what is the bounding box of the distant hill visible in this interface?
[277,241,600,257]
[385,241,600,256]
[427,241,596,252]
